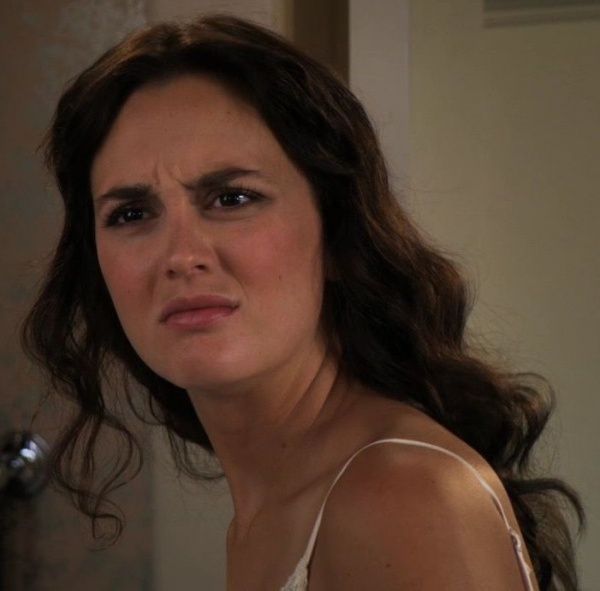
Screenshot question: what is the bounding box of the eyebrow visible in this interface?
[182,167,266,192]
[93,166,267,210]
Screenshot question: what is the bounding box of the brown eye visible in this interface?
[105,205,149,227]
[210,188,261,209]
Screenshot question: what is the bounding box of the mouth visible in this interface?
[160,294,239,325]
[163,305,237,329]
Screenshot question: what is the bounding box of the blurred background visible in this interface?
[1,0,598,589]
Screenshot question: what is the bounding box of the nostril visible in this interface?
[166,253,208,278]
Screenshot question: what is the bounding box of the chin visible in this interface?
[138,343,246,388]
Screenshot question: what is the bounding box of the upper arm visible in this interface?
[310,446,532,591]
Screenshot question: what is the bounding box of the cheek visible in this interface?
[235,219,324,309]
[96,239,148,320]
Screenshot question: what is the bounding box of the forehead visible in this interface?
[90,74,288,194]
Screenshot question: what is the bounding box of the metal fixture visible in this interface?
[0,431,50,498]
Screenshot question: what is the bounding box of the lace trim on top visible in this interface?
[280,438,536,591]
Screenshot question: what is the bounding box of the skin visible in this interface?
[91,74,537,590]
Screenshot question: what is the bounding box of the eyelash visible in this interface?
[102,186,262,228]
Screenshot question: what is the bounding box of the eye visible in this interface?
[210,187,260,209]
[103,204,150,227]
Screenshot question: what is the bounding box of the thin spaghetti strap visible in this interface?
[296,438,536,590]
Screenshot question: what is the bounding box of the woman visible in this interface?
[21,14,583,590]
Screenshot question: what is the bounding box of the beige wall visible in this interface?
[146,0,275,26]
[349,0,410,187]
[405,1,599,587]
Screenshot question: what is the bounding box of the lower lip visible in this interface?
[164,306,237,329]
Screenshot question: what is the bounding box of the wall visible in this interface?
[146,0,275,26]
[406,2,599,587]
[349,0,410,183]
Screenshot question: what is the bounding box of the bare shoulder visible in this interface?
[308,440,534,591]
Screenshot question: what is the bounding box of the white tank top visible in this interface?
[280,438,536,590]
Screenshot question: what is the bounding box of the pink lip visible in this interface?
[160,294,239,325]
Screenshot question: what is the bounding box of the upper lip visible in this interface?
[160,294,239,323]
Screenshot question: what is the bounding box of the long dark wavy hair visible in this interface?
[21,14,583,590]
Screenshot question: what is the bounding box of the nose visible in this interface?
[163,200,213,279]
[166,251,207,279]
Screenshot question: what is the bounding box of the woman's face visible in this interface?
[91,74,327,392]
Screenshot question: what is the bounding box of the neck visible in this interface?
[187,346,356,535]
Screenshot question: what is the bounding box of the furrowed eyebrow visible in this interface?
[181,167,266,192]
[93,167,268,212]
[93,185,153,212]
